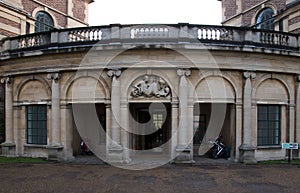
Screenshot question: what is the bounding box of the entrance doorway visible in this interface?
[129,103,171,153]
[193,103,235,157]
[71,103,106,155]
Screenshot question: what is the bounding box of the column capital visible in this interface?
[0,76,13,84]
[243,71,256,79]
[177,68,191,77]
[47,73,61,81]
[107,68,121,78]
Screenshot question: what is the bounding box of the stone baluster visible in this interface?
[239,71,257,163]
[0,77,14,146]
[47,73,62,147]
[107,69,123,162]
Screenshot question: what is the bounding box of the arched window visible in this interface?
[35,11,54,33]
[256,8,274,30]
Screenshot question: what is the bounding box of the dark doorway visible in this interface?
[129,103,171,152]
[193,103,235,157]
[72,103,106,155]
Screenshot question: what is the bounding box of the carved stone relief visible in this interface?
[131,75,170,98]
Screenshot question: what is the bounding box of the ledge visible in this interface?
[0,142,16,147]
[257,145,282,150]
[24,144,47,148]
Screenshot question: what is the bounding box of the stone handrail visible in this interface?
[0,24,299,53]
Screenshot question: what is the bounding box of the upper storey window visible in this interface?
[256,8,275,30]
[35,11,54,33]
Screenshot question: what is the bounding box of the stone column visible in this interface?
[295,75,300,158]
[0,77,15,155]
[239,71,257,163]
[235,102,243,161]
[175,68,194,163]
[121,101,131,163]
[171,101,178,161]
[107,69,123,162]
[46,73,63,160]
[47,73,62,146]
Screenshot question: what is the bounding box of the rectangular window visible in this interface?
[257,105,281,146]
[27,105,47,145]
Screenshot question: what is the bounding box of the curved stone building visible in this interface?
[0,24,299,164]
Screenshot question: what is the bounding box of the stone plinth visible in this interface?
[239,144,257,164]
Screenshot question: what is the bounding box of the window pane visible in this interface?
[256,8,275,30]
[27,105,47,145]
[35,11,54,33]
[257,105,281,146]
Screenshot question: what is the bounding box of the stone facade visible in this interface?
[0,24,299,163]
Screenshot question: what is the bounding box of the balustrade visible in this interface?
[0,24,298,52]
[130,25,169,39]
[17,34,49,49]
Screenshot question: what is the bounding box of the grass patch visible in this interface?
[258,159,300,165]
[0,156,47,164]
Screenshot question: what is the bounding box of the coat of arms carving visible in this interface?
[131,76,170,98]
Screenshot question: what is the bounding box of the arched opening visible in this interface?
[256,8,275,30]
[35,11,54,33]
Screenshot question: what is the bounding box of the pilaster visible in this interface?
[0,76,16,155]
[239,71,257,163]
[46,73,63,160]
[106,68,123,163]
[295,75,300,158]
[174,68,194,163]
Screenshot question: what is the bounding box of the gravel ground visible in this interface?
[0,162,299,193]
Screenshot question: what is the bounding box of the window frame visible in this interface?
[257,105,281,146]
[26,105,47,145]
[34,11,54,33]
[256,8,275,30]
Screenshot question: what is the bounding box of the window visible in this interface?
[193,114,206,145]
[27,105,47,145]
[153,113,163,130]
[35,11,54,33]
[256,8,275,30]
[279,19,284,32]
[257,105,281,146]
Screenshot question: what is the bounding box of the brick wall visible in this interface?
[223,0,238,20]
[38,0,67,14]
[289,16,300,26]
[0,16,20,29]
[241,0,287,26]
[22,0,68,28]
[0,29,18,37]
[72,0,86,22]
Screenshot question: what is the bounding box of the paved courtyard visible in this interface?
[0,158,299,193]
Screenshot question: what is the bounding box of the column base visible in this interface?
[106,145,123,163]
[46,145,64,161]
[0,142,16,156]
[239,144,257,164]
[173,145,194,164]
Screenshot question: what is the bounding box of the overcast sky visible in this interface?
[88,0,222,26]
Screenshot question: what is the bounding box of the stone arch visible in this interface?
[253,74,290,102]
[194,71,237,103]
[64,72,109,103]
[32,7,58,29]
[16,75,51,102]
[251,4,277,27]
